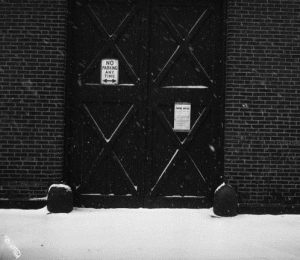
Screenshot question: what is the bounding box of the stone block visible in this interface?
[47,184,73,213]
[213,183,238,217]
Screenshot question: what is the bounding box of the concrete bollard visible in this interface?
[213,183,238,217]
[47,184,73,213]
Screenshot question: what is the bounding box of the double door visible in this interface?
[65,0,224,208]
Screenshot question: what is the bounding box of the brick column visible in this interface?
[0,0,67,202]
[225,0,300,212]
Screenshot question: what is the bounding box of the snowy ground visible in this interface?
[0,207,299,260]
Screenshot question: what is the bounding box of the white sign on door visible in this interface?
[101,59,119,85]
[174,102,191,132]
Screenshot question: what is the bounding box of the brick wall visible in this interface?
[0,0,67,200]
[225,0,300,210]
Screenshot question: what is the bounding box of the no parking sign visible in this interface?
[101,59,119,85]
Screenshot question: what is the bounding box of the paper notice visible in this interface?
[174,102,191,132]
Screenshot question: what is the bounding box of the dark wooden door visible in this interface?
[65,0,224,208]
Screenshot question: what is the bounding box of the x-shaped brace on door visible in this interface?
[150,100,212,196]
[80,3,140,84]
[82,104,138,195]
[153,7,213,87]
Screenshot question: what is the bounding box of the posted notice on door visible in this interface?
[174,102,191,132]
[101,59,119,85]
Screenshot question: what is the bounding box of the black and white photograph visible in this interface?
[0,0,299,259]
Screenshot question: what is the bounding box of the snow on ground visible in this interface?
[0,207,299,260]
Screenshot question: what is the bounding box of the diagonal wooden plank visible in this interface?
[185,152,207,184]
[183,101,212,147]
[112,151,138,195]
[113,44,139,82]
[186,47,212,83]
[113,6,137,40]
[150,149,179,196]
[187,8,210,42]
[109,104,135,143]
[153,104,182,147]
[82,104,109,185]
[82,104,107,142]
[158,8,182,44]
[86,147,105,183]
[86,4,110,39]
[81,44,110,80]
[153,45,183,86]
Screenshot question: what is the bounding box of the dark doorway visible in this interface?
[65,0,225,208]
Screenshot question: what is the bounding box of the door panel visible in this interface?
[145,0,223,207]
[66,0,147,207]
[65,0,224,208]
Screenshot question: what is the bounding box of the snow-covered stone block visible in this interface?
[47,184,73,213]
[0,234,21,260]
[213,183,237,217]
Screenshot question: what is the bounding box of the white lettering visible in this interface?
[101,59,119,85]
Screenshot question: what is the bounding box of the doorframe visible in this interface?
[63,0,228,208]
